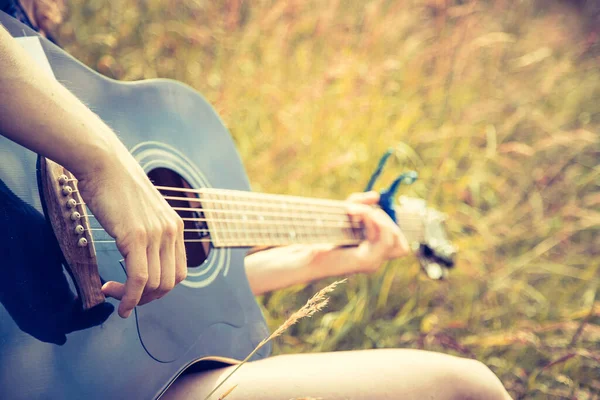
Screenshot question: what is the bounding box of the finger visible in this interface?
[154,238,176,301]
[102,281,125,300]
[393,226,410,256]
[174,235,188,287]
[370,208,395,247]
[346,191,380,205]
[372,208,410,256]
[346,201,371,217]
[358,208,381,243]
[137,244,161,305]
[119,245,148,318]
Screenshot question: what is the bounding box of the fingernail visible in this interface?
[124,310,132,318]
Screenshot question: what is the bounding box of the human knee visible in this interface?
[448,358,511,400]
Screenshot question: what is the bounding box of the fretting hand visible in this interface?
[245,191,410,295]
[343,191,410,274]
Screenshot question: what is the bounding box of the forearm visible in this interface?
[245,244,364,295]
[0,27,121,176]
[245,197,411,295]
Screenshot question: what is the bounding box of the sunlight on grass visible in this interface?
[59,1,599,398]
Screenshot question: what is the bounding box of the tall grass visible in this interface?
[58,1,599,398]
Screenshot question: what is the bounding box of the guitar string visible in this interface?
[73,183,423,245]
[156,186,427,223]
[164,203,362,219]
[69,181,424,222]
[69,181,362,214]
[91,228,366,245]
[92,238,363,245]
[163,202,427,222]
[161,196,369,216]
[85,213,365,228]
[154,185,357,208]
[85,213,424,230]
[90,224,422,245]
[83,205,425,224]
[85,210,422,245]
[87,225,422,235]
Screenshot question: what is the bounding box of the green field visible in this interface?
[59,1,599,398]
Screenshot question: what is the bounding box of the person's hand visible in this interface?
[0,28,185,319]
[344,191,409,274]
[76,144,187,318]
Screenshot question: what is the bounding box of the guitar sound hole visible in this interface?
[147,168,210,268]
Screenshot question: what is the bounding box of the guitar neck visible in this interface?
[195,188,425,248]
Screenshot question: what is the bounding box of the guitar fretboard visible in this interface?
[199,188,364,247]
[196,188,424,248]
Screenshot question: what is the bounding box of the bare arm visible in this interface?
[245,192,409,295]
[0,27,186,317]
[0,28,114,175]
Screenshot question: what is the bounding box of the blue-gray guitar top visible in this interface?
[0,11,270,399]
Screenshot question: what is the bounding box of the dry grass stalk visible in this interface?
[205,279,347,400]
[217,384,238,400]
[257,278,345,348]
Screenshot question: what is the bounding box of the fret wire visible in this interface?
[274,196,284,243]
[277,196,291,243]
[215,192,225,244]
[214,192,222,244]
[245,192,253,244]
[203,192,217,244]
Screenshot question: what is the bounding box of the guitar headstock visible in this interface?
[397,196,457,280]
[364,150,457,279]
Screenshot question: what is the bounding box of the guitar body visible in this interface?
[0,12,270,399]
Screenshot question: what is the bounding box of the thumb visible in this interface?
[102,281,126,300]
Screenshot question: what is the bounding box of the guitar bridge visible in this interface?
[40,157,105,309]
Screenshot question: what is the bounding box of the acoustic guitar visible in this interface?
[0,11,455,399]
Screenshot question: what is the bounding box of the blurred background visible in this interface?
[55,1,598,398]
